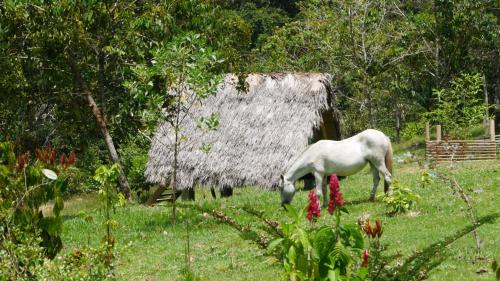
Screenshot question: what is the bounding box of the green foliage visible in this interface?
[94,163,125,266]
[126,32,223,133]
[383,180,420,215]
[0,141,78,258]
[492,259,500,280]
[118,137,149,198]
[0,141,81,279]
[0,225,45,280]
[400,121,426,140]
[424,73,489,138]
[35,246,113,281]
[269,205,367,280]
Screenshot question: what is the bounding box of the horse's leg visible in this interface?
[372,158,392,192]
[313,172,327,207]
[369,163,380,201]
[322,175,328,207]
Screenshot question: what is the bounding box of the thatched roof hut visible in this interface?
[145,73,341,190]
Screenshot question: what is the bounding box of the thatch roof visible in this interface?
[145,73,340,190]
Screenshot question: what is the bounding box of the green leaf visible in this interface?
[267,238,284,253]
[284,204,299,221]
[312,226,335,261]
[328,268,340,281]
[358,267,368,279]
[287,245,297,264]
[53,196,64,217]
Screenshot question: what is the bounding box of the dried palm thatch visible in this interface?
[145,73,340,190]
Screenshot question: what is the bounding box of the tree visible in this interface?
[127,33,222,222]
[255,0,430,137]
[424,73,488,138]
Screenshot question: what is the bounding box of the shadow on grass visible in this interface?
[62,214,82,221]
[376,212,499,281]
[343,197,373,206]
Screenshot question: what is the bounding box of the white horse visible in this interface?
[280,129,393,206]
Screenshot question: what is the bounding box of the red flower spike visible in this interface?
[362,249,369,267]
[16,151,31,172]
[307,191,321,222]
[328,174,343,214]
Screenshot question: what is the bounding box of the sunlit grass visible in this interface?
[59,160,499,280]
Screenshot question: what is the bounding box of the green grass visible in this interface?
[58,160,500,281]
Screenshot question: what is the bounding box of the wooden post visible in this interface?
[436,125,442,142]
[425,122,430,141]
[483,75,489,135]
[490,119,495,141]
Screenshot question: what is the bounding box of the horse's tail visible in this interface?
[384,139,393,193]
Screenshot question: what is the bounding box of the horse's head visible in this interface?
[280,175,296,206]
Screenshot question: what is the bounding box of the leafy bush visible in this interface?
[0,141,87,279]
[0,142,78,258]
[382,181,420,214]
[94,163,126,266]
[400,121,426,140]
[423,73,488,138]
[118,137,149,200]
[35,246,113,281]
[269,205,367,280]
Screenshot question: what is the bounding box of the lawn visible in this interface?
[58,160,499,281]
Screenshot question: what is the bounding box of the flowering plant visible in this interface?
[269,175,370,280]
[307,191,321,222]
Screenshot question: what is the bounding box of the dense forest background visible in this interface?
[1,0,499,195]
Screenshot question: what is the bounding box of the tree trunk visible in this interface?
[146,184,167,206]
[67,54,132,201]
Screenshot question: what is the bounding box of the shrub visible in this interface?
[0,142,78,258]
[423,73,488,139]
[118,137,149,200]
[269,176,369,280]
[35,246,113,281]
[382,180,420,214]
[0,140,85,278]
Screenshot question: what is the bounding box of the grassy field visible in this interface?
[58,159,499,281]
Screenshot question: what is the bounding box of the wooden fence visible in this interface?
[425,120,497,162]
[497,134,500,153]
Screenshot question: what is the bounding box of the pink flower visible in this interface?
[307,191,321,222]
[362,249,369,267]
[328,174,343,214]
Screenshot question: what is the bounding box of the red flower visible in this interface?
[307,191,321,222]
[328,174,343,214]
[362,249,369,267]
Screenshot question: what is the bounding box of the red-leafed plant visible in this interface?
[1,141,79,263]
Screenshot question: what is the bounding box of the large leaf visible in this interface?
[42,169,58,180]
[312,226,335,262]
[267,238,285,253]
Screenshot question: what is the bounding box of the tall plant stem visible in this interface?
[449,176,481,255]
